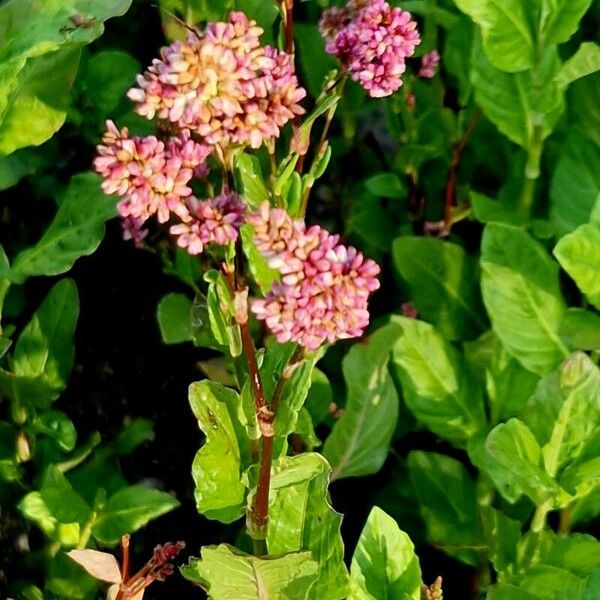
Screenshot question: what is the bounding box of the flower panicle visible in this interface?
[127,12,305,149]
[249,202,380,350]
[320,0,420,97]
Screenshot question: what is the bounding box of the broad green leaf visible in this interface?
[305,368,333,425]
[522,353,600,477]
[453,0,537,72]
[46,552,98,599]
[234,153,268,208]
[189,381,250,522]
[92,485,179,545]
[408,451,484,567]
[555,43,600,88]
[559,308,600,351]
[41,465,91,524]
[391,317,485,445]
[79,50,140,117]
[444,17,476,105]
[206,271,242,356]
[0,279,79,409]
[484,419,566,506]
[323,323,401,480]
[550,130,600,234]
[349,506,421,600]
[182,544,319,600]
[0,48,80,156]
[392,237,486,340]
[266,453,349,600]
[364,173,406,199]
[0,0,132,155]
[481,223,568,375]
[540,0,594,46]
[472,49,564,149]
[157,293,193,344]
[240,224,278,294]
[554,223,600,310]
[0,422,20,482]
[470,191,526,226]
[480,506,521,574]
[5,173,116,281]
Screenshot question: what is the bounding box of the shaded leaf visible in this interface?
[324,323,401,480]
[392,237,486,340]
[157,293,193,344]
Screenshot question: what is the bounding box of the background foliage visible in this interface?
[0,0,599,598]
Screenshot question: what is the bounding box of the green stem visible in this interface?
[531,500,551,533]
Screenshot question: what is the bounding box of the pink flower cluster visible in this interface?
[419,50,440,78]
[93,121,210,226]
[249,203,380,350]
[320,0,420,97]
[128,12,305,149]
[170,193,246,255]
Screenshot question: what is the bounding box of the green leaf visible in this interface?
[480,506,521,574]
[392,237,486,341]
[559,308,600,351]
[46,552,98,599]
[266,453,349,600]
[555,42,600,88]
[240,223,279,294]
[41,465,91,525]
[182,544,319,599]
[481,223,568,375]
[550,130,600,234]
[323,323,401,480]
[364,173,406,199]
[484,419,566,505]
[522,353,600,477]
[206,271,242,356]
[295,23,337,97]
[189,380,250,523]
[554,223,600,310]
[472,49,564,149]
[234,153,268,208]
[349,506,422,600]
[31,410,76,451]
[454,0,537,72]
[157,293,193,344]
[0,48,81,156]
[391,316,485,445]
[540,0,594,46]
[0,279,79,409]
[92,485,179,545]
[408,451,484,567]
[305,368,333,425]
[5,173,116,281]
[79,50,140,117]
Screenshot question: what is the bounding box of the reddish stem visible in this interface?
[443,109,481,231]
[280,0,294,55]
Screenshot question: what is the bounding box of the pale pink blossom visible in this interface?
[170,193,246,255]
[320,0,420,97]
[249,203,380,349]
[419,50,440,78]
[128,12,305,149]
[93,121,210,227]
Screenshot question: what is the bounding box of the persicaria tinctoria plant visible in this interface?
[86,2,434,597]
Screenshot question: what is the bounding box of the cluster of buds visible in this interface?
[419,50,440,79]
[249,203,380,350]
[320,0,420,97]
[128,12,305,149]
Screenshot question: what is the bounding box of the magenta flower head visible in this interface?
[249,203,380,350]
[127,12,306,149]
[93,120,210,227]
[170,192,246,255]
[320,0,420,97]
[419,49,441,78]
